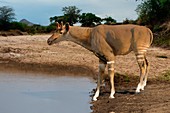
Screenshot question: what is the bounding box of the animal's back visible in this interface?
[92,24,153,55]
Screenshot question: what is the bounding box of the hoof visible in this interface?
[141,87,144,91]
[92,97,98,101]
[135,89,140,93]
[135,91,141,94]
[109,95,115,99]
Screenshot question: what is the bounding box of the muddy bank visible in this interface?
[0,35,98,77]
[0,58,95,77]
[91,74,170,113]
[0,30,28,37]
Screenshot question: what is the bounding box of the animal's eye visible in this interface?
[59,31,63,34]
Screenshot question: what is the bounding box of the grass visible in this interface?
[159,70,170,81]
[115,73,130,83]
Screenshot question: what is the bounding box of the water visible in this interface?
[0,72,95,113]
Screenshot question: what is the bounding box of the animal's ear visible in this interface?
[65,22,70,32]
[56,22,60,30]
[60,21,63,30]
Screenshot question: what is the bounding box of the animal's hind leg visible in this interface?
[136,54,147,93]
[93,60,106,101]
[143,57,150,87]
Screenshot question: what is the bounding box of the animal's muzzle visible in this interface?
[47,39,52,45]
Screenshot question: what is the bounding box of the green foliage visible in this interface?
[49,16,64,23]
[79,13,102,27]
[10,22,28,32]
[136,0,170,26]
[0,6,15,31]
[46,23,56,33]
[153,25,162,32]
[49,6,81,26]
[62,6,81,26]
[123,18,137,24]
[49,5,117,27]
[0,20,10,31]
[0,6,15,22]
[49,6,117,27]
[153,33,170,48]
[103,16,117,25]
[135,0,170,48]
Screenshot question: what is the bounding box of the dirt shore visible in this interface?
[0,35,170,113]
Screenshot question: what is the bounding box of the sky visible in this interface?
[0,0,142,26]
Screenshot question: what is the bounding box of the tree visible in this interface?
[123,18,137,24]
[62,6,81,26]
[0,6,15,30]
[49,16,64,23]
[79,13,102,27]
[0,6,15,22]
[103,16,116,25]
[136,0,170,26]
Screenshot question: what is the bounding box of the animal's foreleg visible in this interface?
[93,61,106,101]
[107,61,115,99]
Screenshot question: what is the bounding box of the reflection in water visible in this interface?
[0,72,95,113]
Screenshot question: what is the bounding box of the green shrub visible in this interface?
[46,23,56,33]
[153,25,163,32]
[153,33,170,48]
[160,70,170,81]
[10,22,28,32]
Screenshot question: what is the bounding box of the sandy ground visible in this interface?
[0,35,170,113]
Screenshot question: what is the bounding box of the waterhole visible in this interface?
[0,72,95,113]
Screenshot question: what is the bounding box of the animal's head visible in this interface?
[47,22,70,45]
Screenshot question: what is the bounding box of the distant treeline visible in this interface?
[0,21,56,34]
[1,0,170,32]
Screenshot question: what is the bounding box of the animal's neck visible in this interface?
[68,26,92,51]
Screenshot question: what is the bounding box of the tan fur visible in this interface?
[47,24,153,101]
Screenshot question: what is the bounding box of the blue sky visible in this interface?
[0,0,141,26]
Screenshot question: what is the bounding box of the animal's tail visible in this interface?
[148,28,153,46]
